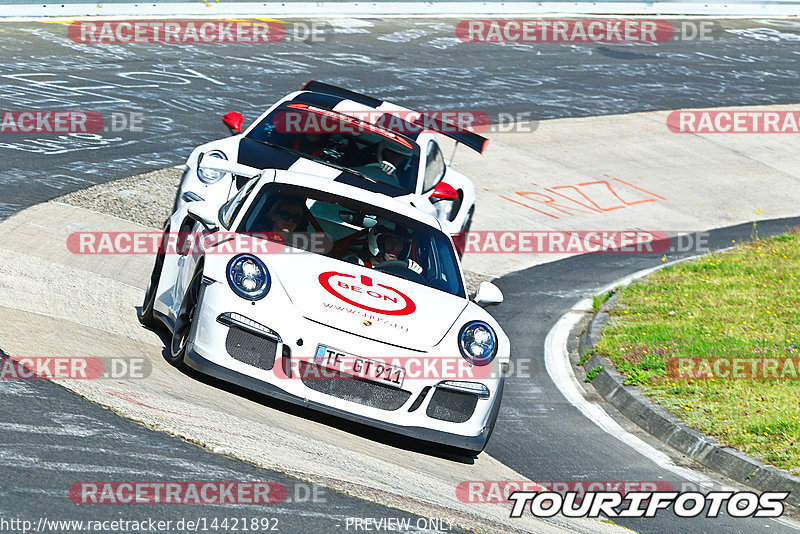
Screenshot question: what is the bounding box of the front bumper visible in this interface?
[185,344,502,452]
[188,281,505,452]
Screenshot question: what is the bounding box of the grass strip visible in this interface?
[594,229,800,471]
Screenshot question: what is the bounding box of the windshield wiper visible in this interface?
[249,138,310,159]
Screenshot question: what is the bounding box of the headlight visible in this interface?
[458,321,497,366]
[197,150,229,184]
[227,255,270,300]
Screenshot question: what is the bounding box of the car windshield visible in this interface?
[246,103,420,194]
[237,183,465,298]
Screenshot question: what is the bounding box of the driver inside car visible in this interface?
[291,133,324,158]
[375,143,407,177]
[349,140,412,187]
[354,224,423,275]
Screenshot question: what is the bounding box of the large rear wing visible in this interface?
[300,80,489,154]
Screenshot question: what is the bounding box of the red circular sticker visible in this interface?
[319,272,416,316]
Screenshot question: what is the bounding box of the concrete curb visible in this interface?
[574,291,800,508]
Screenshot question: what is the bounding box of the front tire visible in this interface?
[140,232,167,330]
[169,270,203,369]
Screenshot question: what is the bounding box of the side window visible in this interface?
[422,141,445,193]
[219,178,258,229]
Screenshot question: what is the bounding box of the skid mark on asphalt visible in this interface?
[0,449,165,476]
[0,422,103,437]
[107,390,260,439]
[34,443,252,479]
[0,374,454,533]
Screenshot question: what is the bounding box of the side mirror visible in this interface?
[474,281,503,307]
[187,202,220,233]
[430,181,459,201]
[222,111,244,135]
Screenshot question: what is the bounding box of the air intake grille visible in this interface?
[426,388,478,423]
[298,361,411,411]
[225,327,277,371]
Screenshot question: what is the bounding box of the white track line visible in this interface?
[545,308,714,484]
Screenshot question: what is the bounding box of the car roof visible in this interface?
[264,169,443,231]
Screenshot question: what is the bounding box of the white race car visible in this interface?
[173,81,487,246]
[143,159,508,453]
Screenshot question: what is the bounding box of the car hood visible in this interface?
[237,137,412,198]
[264,251,468,351]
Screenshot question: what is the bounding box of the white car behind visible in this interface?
[172,81,486,249]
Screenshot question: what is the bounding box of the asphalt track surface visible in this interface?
[0,363,471,533]
[1,17,800,534]
[1,18,799,219]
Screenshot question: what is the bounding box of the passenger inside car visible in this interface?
[261,195,307,234]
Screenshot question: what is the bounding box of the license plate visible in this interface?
[314,345,405,388]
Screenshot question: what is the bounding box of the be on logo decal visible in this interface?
[318,272,416,316]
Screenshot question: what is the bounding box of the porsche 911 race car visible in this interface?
[173,81,487,243]
[144,159,508,452]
